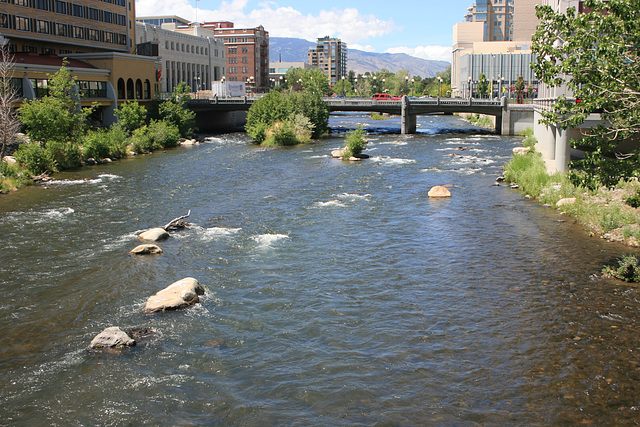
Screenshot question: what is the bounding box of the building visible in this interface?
[0,0,135,54]
[209,23,269,93]
[308,36,347,87]
[135,22,226,95]
[512,0,540,41]
[464,0,515,41]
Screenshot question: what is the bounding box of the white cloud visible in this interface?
[350,44,375,52]
[385,45,452,62]
[135,1,397,45]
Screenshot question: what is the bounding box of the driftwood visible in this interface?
[163,210,191,231]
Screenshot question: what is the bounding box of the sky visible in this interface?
[134,0,476,62]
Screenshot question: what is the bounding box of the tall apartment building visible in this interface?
[210,23,269,93]
[465,0,515,41]
[308,36,347,87]
[0,0,135,54]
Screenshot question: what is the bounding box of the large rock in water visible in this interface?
[129,244,163,255]
[428,186,452,198]
[138,227,169,242]
[89,327,135,349]
[143,277,205,313]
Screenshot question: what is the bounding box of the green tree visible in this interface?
[158,82,196,138]
[18,61,93,145]
[283,68,330,95]
[115,101,147,134]
[531,0,640,188]
[477,73,489,99]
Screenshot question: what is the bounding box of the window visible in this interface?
[229,57,237,63]
[31,79,49,97]
[54,0,67,13]
[88,28,100,41]
[15,15,30,31]
[242,57,247,63]
[55,22,68,36]
[103,10,113,23]
[78,80,107,97]
[72,3,84,17]
[41,47,55,54]
[87,7,99,20]
[34,0,49,10]
[59,49,71,54]
[117,33,126,45]
[228,47,236,54]
[195,46,199,54]
[0,13,8,28]
[116,13,126,26]
[14,0,29,6]
[73,25,84,38]
[115,0,125,6]
[23,45,37,53]
[103,30,113,43]
[242,46,247,53]
[36,19,51,34]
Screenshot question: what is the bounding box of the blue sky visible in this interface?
[135,0,475,62]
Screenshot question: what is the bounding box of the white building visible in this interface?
[135,22,225,95]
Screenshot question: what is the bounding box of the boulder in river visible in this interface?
[556,197,577,208]
[138,227,169,242]
[129,244,163,255]
[513,147,531,155]
[428,186,452,198]
[143,277,205,313]
[88,327,135,350]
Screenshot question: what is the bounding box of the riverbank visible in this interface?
[503,146,640,247]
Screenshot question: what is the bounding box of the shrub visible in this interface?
[14,143,53,175]
[246,92,291,143]
[128,126,153,154]
[157,82,196,138]
[503,151,553,197]
[624,188,640,208]
[46,140,82,170]
[343,126,367,159]
[147,120,180,149]
[115,101,147,134]
[263,121,298,147]
[602,254,640,282]
[82,129,112,160]
[104,125,129,159]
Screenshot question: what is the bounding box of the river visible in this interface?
[1,113,639,425]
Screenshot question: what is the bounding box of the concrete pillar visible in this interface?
[554,126,570,173]
[401,96,416,134]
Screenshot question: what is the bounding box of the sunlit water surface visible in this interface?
[1,113,639,425]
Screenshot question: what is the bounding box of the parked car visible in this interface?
[372,93,401,100]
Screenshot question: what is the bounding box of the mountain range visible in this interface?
[270,37,450,78]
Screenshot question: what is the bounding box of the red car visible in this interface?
[372,93,401,100]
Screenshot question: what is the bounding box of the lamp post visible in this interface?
[467,76,472,98]
[438,76,443,98]
[341,76,345,97]
[405,75,409,95]
[373,75,377,94]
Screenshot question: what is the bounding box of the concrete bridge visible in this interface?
[187,96,529,136]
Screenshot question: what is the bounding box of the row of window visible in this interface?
[4,0,127,9]
[2,14,127,44]
[227,46,248,54]
[163,40,210,56]
[228,57,249,64]
[30,78,107,97]
[117,77,151,100]
[227,67,249,74]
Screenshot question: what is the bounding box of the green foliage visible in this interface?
[158,82,196,138]
[18,63,92,145]
[504,151,554,197]
[128,125,153,154]
[624,188,640,209]
[147,120,180,149]
[283,68,330,95]
[0,160,31,192]
[14,143,53,175]
[370,112,388,120]
[342,126,367,159]
[477,73,489,98]
[46,140,82,170]
[263,121,298,147]
[519,128,537,149]
[602,255,640,282]
[246,91,329,144]
[532,0,640,188]
[82,129,112,160]
[115,101,147,134]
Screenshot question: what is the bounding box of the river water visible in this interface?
[1,113,639,425]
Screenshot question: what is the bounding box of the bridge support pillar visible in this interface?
[401,96,416,134]
[554,126,570,173]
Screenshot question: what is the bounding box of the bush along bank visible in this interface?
[1,74,197,193]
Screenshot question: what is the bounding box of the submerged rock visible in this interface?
[129,244,163,255]
[138,227,169,242]
[143,277,205,313]
[89,327,135,350]
[428,186,452,198]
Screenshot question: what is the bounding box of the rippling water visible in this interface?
[1,113,639,425]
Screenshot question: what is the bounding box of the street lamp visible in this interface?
[438,76,443,98]
[341,76,345,97]
[467,76,472,98]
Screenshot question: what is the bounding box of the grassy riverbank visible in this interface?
[504,137,640,247]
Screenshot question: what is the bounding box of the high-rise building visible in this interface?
[308,36,347,87]
[465,0,515,41]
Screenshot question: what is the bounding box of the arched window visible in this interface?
[126,78,134,99]
[135,79,142,99]
[117,78,125,99]
[144,79,150,99]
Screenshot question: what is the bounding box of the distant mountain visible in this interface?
[269,37,450,78]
